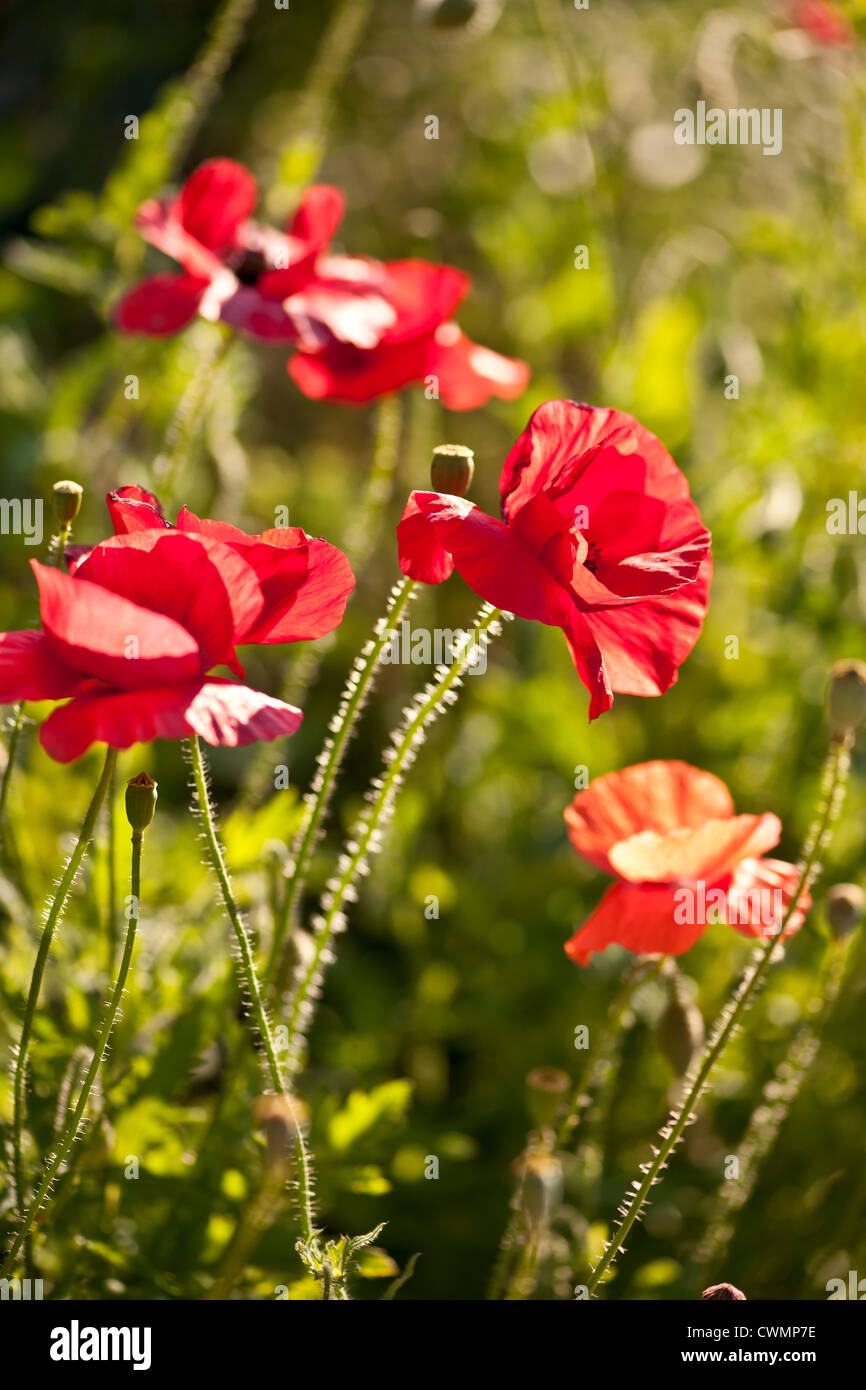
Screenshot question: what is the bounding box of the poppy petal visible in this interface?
[107,486,171,535]
[608,812,782,884]
[396,491,575,625]
[115,274,208,336]
[179,158,258,252]
[428,323,530,411]
[33,560,202,689]
[72,532,264,668]
[565,760,735,874]
[583,555,712,697]
[39,679,303,763]
[0,630,92,702]
[726,857,810,939]
[564,880,706,967]
[244,535,355,643]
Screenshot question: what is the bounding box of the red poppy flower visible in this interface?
[98,485,355,648]
[397,400,711,717]
[288,260,530,410]
[114,159,394,348]
[563,761,809,966]
[788,1,853,46]
[0,489,355,763]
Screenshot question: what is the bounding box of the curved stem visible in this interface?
[282,603,504,1074]
[691,927,856,1283]
[10,745,117,1228]
[2,809,139,1278]
[586,734,852,1297]
[267,575,417,995]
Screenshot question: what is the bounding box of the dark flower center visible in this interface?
[230,249,268,286]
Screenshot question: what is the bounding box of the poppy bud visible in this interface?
[125,772,158,835]
[525,1067,570,1131]
[827,659,866,739]
[52,479,83,525]
[430,443,475,497]
[825,883,865,940]
[515,1152,564,1232]
[252,1092,310,1176]
[702,1282,746,1300]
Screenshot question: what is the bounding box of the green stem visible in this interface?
[2,805,139,1278]
[488,958,661,1301]
[187,735,284,1092]
[282,603,504,1074]
[10,745,117,1230]
[586,735,852,1297]
[267,575,418,996]
[186,735,316,1248]
[691,926,857,1283]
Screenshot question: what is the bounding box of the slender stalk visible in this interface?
[282,604,505,1074]
[187,735,285,1092]
[267,575,418,996]
[10,745,118,1231]
[185,735,316,1248]
[489,958,661,1301]
[1,799,140,1278]
[691,927,857,1282]
[154,332,232,508]
[586,734,852,1296]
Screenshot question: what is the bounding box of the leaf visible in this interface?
[328,1080,413,1152]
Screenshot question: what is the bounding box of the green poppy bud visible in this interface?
[514,1152,564,1232]
[125,772,158,835]
[525,1067,570,1131]
[430,444,475,497]
[825,883,865,940]
[828,660,866,740]
[52,480,83,526]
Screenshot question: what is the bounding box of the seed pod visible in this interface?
[514,1151,564,1232]
[125,772,158,835]
[252,1093,310,1176]
[702,1282,746,1300]
[52,479,83,525]
[525,1067,570,1131]
[415,0,501,33]
[827,659,866,739]
[825,883,865,940]
[430,444,475,497]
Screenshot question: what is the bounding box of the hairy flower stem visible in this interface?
[586,734,853,1296]
[1,795,139,1278]
[10,745,118,1239]
[691,926,858,1283]
[267,575,418,997]
[282,604,506,1074]
[185,735,316,1249]
[489,958,661,1301]
[154,333,232,508]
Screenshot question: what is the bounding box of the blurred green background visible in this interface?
[1,0,865,1300]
